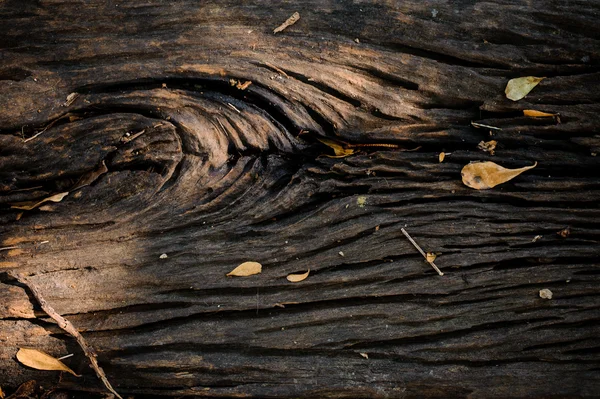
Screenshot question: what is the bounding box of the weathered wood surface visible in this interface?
[1,0,599,397]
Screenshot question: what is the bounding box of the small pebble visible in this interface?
[539,289,553,299]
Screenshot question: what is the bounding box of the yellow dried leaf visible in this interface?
[286,269,310,283]
[0,386,4,399]
[461,161,537,190]
[16,348,80,376]
[426,252,437,263]
[523,109,556,117]
[227,261,262,277]
[439,152,445,163]
[10,192,69,211]
[317,137,355,158]
[505,76,545,101]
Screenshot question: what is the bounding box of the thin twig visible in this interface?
[9,272,123,399]
[471,121,502,131]
[0,246,20,251]
[263,61,289,77]
[401,228,444,276]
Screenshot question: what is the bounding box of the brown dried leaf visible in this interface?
[478,140,497,155]
[286,269,310,283]
[16,348,80,376]
[226,261,262,277]
[505,76,545,101]
[72,161,108,190]
[439,152,445,163]
[10,192,69,211]
[523,109,557,117]
[461,161,537,190]
[317,137,355,158]
[273,12,300,33]
[557,226,571,238]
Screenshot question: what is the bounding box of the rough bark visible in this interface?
[1,0,599,397]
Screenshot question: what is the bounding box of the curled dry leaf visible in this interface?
[461,161,537,190]
[523,109,557,117]
[16,348,80,377]
[539,289,553,300]
[426,252,437,263]
[227,261,262,277]
[505,76,545,101]
[317,137,355,158]
[478,140,497,155]
[273,12,300,33]
[10,192,69,211]
[286,269,310,283]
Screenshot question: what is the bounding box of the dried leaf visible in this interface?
[505,76,545,101]
[63,92,79,106]
[6,380,36,399]
[10,192,69,211]
[273,12,300,33]
[0,385,4,399]
[72,161,108,190]
[286,269,310,283]
[523,109,557,117]
[16,348,80,376]
[532,235,543,243]
[557,226,571,238]
[478,140,497,155]
[461,161,537,190]
[539,289,553,300]
[426,252,437,263]
[439,152,445,163]
[317,137,355,158]
[360,353,369,359]
[227,261,262,277]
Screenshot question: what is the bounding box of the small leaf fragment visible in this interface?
[539,289,553,300]
[0,385,4,399]
[461,161,537,190]
[159,253,168,259]
[317,137,355,158]
[10,192,69,211]
[227,261,262,277]
[286,269,310,283]
[273,12,300,33]
[523,109,557,118]
[360,353,369,359]
[426,252,437,263]
[505,76,545,101]
[477,140,497,155]
[16,348,80,376]
[439,152,445,163]
[557,226,571,238]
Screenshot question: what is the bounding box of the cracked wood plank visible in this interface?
[1,0,599,397]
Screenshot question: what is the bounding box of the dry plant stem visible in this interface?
[400,228,444,276]
[9,272,123,399]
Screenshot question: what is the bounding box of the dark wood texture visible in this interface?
[1,1,599,397]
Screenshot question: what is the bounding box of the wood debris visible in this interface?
[273,12,300,33]
[10,192,69,211]
[557,226,571,238]
[401,228,444,276]
[229,79,252,90]
[471,121,502,131]
[63,92,79,107]
[9,273,123,399]
[478,140,497,155]
[539,289,553,299]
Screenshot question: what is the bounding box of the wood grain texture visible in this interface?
[1,0,599,397]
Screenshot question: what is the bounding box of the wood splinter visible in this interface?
[9,272,123,399]
[401,228,444,276]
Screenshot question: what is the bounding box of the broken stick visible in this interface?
[401,228,444,276]
[9,272,123,399]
